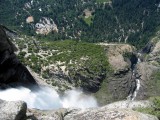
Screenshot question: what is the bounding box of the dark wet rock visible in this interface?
[0,26,17,53]
[0,25,37,88]
[141,42,154,54]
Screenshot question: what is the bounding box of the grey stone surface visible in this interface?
[64,107,158,120]
[0,99,27,120]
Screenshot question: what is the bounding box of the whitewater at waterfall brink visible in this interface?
[0,86,98,110]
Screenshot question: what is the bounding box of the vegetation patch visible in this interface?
[83,16,94,26]
[135,97,160,119]
[16,36,110,90]
[93,77,114,106]
[147,71,160,97]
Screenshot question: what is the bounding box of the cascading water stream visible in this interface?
[127,54,141,101]
[131,78,140,100]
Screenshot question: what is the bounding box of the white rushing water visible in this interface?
[127,53,141,101]
[0,86,98,110]
[132,79,141,100]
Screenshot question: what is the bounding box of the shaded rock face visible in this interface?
[45,63,106,92]
[0,25,37,88]
[108,69,135,100]
[68,67,106,92]
[0,26,17,53]
[141,42,154,54]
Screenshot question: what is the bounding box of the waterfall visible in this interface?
[127,53,141,100]
[131,79,141,100]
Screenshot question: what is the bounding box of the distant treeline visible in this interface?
[0,0,160,48]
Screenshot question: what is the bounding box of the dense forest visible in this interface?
[0,0,160,48]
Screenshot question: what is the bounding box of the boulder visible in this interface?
[0,99,27,120]
[26,108,66,120]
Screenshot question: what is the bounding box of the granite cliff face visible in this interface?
[95,39,160,104]
[107,39,160,101]
[104,44,136,100]
[94,43,139,104]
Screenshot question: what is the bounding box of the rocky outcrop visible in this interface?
[102,44,134,71]
[26,106,158,120]
[23,101,158,120]
[0,25,38,88]
[35,17,58,35]
[0,99,27,120]
[97,41,160,102]
[97,44,137,102]
[64,108,158,120]
[26,16,34,23]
